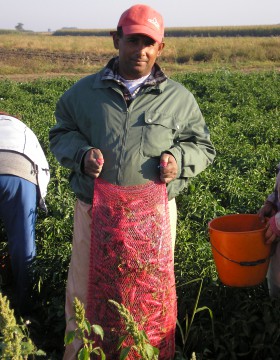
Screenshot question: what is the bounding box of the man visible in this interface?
[49,4,215,358]
[0,112,50,315]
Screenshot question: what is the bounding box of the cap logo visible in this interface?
[148,17,160,30]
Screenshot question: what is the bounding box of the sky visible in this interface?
[1,0,279,32]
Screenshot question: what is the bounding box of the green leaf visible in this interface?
[117,334,127,350]
[120,346,131,360]
[84,319,91,335]
[78,347,90,360]
[176,319,185,346]
[92,347,106,360]
[139,329,148,340]
[153,346,159,355]
[144,343,159,359]
[92,324,104,339]
[64,331,76,345]
[35,349,47,356]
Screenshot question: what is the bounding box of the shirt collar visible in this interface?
[101,57,167,103]
[102,57,167,86]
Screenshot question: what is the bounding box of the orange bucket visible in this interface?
[208,214,271,287]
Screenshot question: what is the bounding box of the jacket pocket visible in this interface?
[140,112,179,157]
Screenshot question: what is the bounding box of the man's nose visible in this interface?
[136,41,147,52]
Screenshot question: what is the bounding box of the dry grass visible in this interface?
[0,33,279,78]
[162,37,280,62]
[0,33,115,54]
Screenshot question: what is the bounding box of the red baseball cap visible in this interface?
[117,4,164,44]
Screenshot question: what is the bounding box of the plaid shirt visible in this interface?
[102,57,167,103]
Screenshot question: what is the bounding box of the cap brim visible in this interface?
[122,25,163,43]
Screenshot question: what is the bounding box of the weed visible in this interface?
[0,292,45,359]
[64,297,105,359]
[109,299,159,360]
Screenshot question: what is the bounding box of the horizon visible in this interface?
[1,0,279,33]
[2,22,280,34]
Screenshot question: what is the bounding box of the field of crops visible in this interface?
[0,68,280,359]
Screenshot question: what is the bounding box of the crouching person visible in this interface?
[0,112,50,315]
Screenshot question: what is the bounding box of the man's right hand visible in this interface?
[83,148,104,178]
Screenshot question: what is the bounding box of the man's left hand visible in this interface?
[159,153,177,184]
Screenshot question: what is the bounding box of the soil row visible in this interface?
[0,47,109,64]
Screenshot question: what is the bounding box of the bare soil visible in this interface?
[0,47,279,82]
[0,47,110,81]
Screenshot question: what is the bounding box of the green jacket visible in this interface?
[49,67,215,204]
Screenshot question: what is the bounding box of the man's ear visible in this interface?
[157,42,165,57]
[112,32,120,50]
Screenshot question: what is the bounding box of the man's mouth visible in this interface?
[133,58,147,64]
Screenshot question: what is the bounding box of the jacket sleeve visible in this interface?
[167,92,216,179]
[49,92,93,174]
[267,164,280,206]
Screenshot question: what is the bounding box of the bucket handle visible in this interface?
[210,242,270,267]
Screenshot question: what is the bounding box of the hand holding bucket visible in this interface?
[208,214,271,287]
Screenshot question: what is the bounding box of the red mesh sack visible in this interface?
[87,178,177,359]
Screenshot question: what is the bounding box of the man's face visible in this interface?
[113,33,165,80]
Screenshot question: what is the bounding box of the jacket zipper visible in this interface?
[117,99,130,185]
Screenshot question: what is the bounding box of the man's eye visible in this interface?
[145,40,156,46]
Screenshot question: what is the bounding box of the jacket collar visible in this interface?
[91,57,167,95]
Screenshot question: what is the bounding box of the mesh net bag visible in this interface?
[86,178,177,359]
